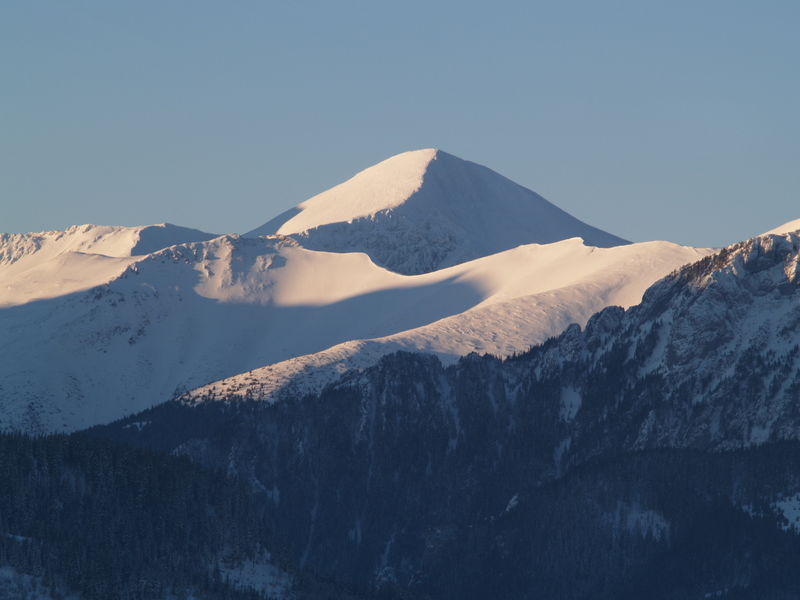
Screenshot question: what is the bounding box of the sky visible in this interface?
[2,0,798,248]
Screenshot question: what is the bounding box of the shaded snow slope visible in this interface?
[185,240,710,403]
[0,223,216,306]
[246,149,629,274]
[0,233,706,433]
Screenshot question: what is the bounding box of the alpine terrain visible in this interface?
[0,149,708,433]
[2,149,798,599]
[96,225,800,599]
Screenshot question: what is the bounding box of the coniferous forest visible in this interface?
[0,432,379,600]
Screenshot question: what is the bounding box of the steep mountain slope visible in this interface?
[246,149,629,274]
[0,223,216,306]
[94,228,800,599]
[0,234,705,433]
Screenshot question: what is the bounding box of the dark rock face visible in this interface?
[92,232,800,599]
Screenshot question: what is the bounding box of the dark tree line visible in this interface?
[0,432,276,600]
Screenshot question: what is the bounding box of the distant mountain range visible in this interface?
[0,149,708,433]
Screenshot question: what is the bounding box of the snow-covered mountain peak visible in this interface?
[246,149,629,274]
[251,149,439,236]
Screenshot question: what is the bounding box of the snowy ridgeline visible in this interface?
[196,230,800,452]
[0,223,215,307]
[183,237,704,406]
[1,147,797,435]
[0,227,705,433]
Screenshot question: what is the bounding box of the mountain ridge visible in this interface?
[183,239,709,405]
[91,228,800,599]
[7,150,789,435]
[0,233,706,433]
[0,223,217,307]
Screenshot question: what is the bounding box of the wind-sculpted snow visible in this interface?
[247,149,629,274]
[183,240,709,404]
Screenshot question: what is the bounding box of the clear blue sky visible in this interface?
[2,1,798,247]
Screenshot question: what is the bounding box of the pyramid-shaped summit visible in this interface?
[246,149,629,274]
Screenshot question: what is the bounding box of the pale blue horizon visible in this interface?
[2,0,798,248]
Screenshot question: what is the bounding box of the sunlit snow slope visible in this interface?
[0,223,215,306]
[762,219,800,237]
[0,233,707,432]
[184,239,711,403]
[246,149,629,274]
